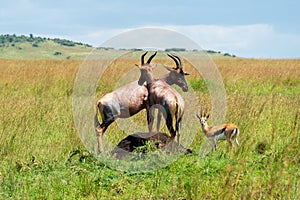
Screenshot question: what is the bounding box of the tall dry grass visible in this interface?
[0,56,299,199]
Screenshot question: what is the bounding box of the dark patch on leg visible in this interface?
[100,105,117,131]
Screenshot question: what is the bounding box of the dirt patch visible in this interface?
[111,132,192,160]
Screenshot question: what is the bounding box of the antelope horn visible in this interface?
[204,106,208,117]
[167,53,180,69]
[171,54,182,68]
[200,106,203,117]
[146,51,157,64]
[141,51,148,65]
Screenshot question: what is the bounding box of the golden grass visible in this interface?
[1,57,298,87]
[0,57,299,199]
[215,58,300,80]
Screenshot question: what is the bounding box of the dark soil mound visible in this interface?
[111,132,192,160]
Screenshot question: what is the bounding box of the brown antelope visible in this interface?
[149,53,189,135]
[95,52,189,153]
[137,58,185,147]
[196,107,239,151]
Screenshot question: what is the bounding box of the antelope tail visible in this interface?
[230,128,239,139]
[173,103,179,131]
[94,109,101,128]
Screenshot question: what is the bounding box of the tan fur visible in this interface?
[196,112,240,151]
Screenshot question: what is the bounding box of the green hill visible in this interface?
[0,34,236,59]
[0,34,94,59]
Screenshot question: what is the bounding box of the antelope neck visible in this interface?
[201,123,209,133]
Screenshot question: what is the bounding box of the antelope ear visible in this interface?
[163,65,174,72]
[206,114,210,119]
[135,64,141,69]
[195,114,201,119]
[184,72,190,76]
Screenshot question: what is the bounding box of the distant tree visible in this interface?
[97,47,114,50]
[20,35,27,42]
[0,34,92,48]
[130,48,143,51]
[165,48,186,52]
[54,51,62,56]
[207,50,217,54]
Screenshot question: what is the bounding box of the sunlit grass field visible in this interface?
[0,56,299,199]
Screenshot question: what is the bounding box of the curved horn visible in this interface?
[141,51,148,65]
[204,106,208,117]
[146,51,157,64]
[200,106,203,117]
[167,53,179,69]
[171,54,182,68]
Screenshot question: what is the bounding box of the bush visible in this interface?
[0,34,92,47]
[54,51,62,56]
[206,50,217,54]
[130,48,143,51]
[165,48,186,52]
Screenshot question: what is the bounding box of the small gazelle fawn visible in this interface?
[196,108,240,151]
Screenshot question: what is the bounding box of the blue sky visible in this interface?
[1,0,300,58]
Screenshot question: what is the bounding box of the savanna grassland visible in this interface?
[0,55,299,199]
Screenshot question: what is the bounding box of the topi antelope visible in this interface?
[196,107,240,151]
[160,53,189,92]
[149,53,189,134]
[94,52,189,153]
[137,58,185,147]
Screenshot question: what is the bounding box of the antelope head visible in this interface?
[164,53,190,92]
[196,107,210,128]
[137,51,157,86]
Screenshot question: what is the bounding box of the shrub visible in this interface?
[165,48,186,52]
[54,51,62,56]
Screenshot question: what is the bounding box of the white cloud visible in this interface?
[71,28,132,47]
[149,24,297,58]
[163,24,276,57]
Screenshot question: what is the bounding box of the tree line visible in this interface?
[0,34,92,47]
[0,34,236,57]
